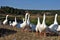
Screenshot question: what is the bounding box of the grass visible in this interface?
[0,25,60,40]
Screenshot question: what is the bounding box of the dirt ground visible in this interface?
[0,25,60,40]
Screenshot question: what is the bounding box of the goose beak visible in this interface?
[7,15,9,16]
[55,14,58,17]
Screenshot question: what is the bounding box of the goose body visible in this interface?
[49,14,58,32]
[57,25,60,31]
[11,17,17,27]
[3,15,9,25]
[20,21,27,28]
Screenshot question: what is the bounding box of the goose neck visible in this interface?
[42,14,45,24]
[54,14,58,24]
[15,17,17,22]
[6,16,8,20]
[37,17,40,24]
[25,13,28,23]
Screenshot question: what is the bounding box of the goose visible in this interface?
[16,13,28,28]
[40,14,47,36]
[19,13,28,28]
[48,14,58,33]
[11,17,17,27]
[35,17,41,35]
[3,15,9,25]
[26,13,36,31]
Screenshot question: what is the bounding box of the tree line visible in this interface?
[0,6,60,15]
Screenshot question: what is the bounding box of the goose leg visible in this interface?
[36,31,39,36]
[44,32,46,37]
[21,28,25,32]
[40,32,43,38]
[40,32,43,37]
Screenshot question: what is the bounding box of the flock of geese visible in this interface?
[2,13,60,36]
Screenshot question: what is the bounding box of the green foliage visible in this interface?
[0,6,60,15]
[0,6,25,15]
[30,19,37,24]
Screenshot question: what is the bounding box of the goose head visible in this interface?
[6,15,9,17]
[26,13,29,16]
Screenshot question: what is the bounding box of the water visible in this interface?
[16,23,22,28]
[30,24,36,31]
[16,23,36,31]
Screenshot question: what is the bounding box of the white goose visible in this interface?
[26,13,36,31]
[49,14,58,33]
[11,17,17,27]
[36,14,47,36]
[35,17,41,33]
[19,13,28,28]
[3,15,9,25]
[40,14,47,33]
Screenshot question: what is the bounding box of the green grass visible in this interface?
[1,15,60,25]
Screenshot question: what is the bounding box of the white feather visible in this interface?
[3,15,9,25]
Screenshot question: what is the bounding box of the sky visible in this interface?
[0,0,60,10]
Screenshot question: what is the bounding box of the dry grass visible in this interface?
[0,25,60,40]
